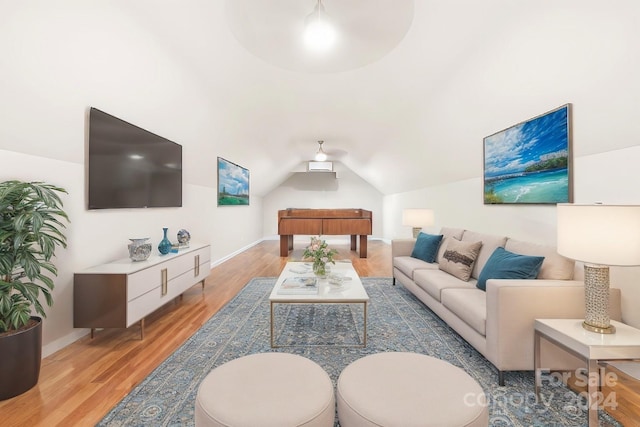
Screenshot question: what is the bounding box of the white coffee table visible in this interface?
[269,261,369,348]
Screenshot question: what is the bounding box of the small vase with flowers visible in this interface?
[303,236,338,278]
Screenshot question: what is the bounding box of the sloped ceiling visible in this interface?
[115,0,639,197]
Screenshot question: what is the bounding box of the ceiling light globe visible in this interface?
[304,20,336,51]
[315,151,328,161]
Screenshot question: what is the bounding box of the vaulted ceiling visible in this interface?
[28,1,637,198]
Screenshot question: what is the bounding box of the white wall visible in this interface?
[384,146,640,328]
[0,3,265,357]
[0,149,265,356]
[262,162,384,245]
[0,148,263,357]
[379,1,640,329]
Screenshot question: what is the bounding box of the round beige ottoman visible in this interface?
[195,352,335,427]
[337,352,488,427]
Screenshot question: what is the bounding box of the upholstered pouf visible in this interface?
[195,352,335,427]
[337,352,488,427]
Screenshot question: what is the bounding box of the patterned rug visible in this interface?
[273,304,364,346]
[99,277,620,426]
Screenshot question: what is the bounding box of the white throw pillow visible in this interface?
[438,239,483,282]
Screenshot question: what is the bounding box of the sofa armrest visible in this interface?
[484,279,621,372]
[391,239,416,259]
[391,239,416,276]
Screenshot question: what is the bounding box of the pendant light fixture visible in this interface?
[315,140,328,161]
[304,0,336,51]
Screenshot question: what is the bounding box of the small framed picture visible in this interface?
[217,157,249,206]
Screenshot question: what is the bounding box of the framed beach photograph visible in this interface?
[217,157,250,206]
[483,104,572,204]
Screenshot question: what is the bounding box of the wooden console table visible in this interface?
[74,243,210,339]
[278,208,372,258]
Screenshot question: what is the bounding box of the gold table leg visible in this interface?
[534,330,541,397]
[270,301,275,348]
[363,302,368,347]
[587,358,599,427]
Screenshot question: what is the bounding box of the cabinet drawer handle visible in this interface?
[161,268,168,296]
[194,255,200,277]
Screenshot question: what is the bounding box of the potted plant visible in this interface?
[0,180,69,400]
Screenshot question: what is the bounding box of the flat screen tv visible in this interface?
[88,107,182,209]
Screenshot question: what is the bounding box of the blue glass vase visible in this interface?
[158,227,172,255]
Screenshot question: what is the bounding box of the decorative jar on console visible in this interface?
[128,238,152,262]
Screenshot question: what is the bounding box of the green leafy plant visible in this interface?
[0,180,69,333]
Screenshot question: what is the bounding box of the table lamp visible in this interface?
[557,204,640,334]
[402,209,434,238]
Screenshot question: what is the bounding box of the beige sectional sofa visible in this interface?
[392,227,622,385]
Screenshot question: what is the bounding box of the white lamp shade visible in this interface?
[402,209,435,228]
[557,204,640,266]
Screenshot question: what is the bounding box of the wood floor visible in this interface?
[0,240,391,426]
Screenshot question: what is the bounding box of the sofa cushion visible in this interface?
[461,230,508,279]
[438,239,482,282]
[414,269,477,302]
[476,247,545,291]
[411,232,443,263]
[504,238,575,280]
[441,288,487,336]
[436,227,465,263]
[394,256,438,280]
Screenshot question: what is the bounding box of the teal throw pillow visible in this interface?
[477,247,545,291]
[410,232,443,263]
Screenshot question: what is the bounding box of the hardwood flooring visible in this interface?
[0,240,391,426]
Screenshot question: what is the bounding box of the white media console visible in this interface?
[73,243,211,339]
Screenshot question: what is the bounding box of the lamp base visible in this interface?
[583,264,615,334]
[582,321,616,334]
[412,227,421,238]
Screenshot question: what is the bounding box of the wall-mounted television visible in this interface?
[87,107,182,209]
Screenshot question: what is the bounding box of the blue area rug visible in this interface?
[273,303,364,346]
[99,277,620,426]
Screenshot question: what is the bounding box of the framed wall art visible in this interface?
[217,157,250,206]
[483,104,572,204]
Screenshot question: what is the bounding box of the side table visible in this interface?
[534,319,640,427]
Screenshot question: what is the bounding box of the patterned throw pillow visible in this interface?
[410,232,443,263]
[438,238,483,281]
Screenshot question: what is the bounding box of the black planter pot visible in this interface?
[0,316,42,400]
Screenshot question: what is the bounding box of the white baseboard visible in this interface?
[210,239,263,267]
[43,329,88,358]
